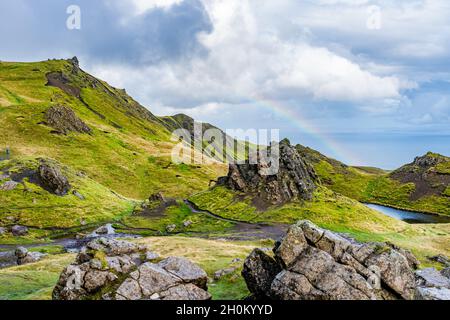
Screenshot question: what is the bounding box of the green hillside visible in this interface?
[0,58,227,201]
[296,145,450,215]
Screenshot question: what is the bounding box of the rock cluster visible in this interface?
[415,268,450,300]
[38,160,71,196]
[218,139,317,205]
[45,105,92,135]
[53,238,210,300]
[242,220,424,300]
[15,247,46,265]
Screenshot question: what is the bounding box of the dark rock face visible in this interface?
[45,105,91,135]
[15,247,46,265]
[242,221,422,300]
[11,225,28,236]
[219,139,317,205]
[53,238,210,301]
[38,160,71,196]
[390,152,450,200]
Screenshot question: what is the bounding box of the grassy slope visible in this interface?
[0,60,226,201]
[0,237,269,300]
[190,186,450,264]
[298,145,450,215]
[0,158,134,243]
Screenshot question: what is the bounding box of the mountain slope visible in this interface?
[296,144,450,215]
[0,58,227,200]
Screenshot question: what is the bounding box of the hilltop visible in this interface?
[296,144,450,215]
[0,57,227,201]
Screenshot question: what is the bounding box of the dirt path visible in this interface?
[184,200,288,240]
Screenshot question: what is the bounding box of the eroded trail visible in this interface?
[184,200,288,240]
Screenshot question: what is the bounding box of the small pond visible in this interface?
[364,203,450,224]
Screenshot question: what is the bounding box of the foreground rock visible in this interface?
[53,238,210,300]
[415,268,450,300]
[243,220,424,300]
[218,139,317,205]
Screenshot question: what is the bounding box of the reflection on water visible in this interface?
[364,203,450,224]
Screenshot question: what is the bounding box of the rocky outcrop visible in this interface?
[415,268,450,300]
[11,225,29,236]
[219,139,317,205]
[390,152,450,200]
[53,238,210,300]
[44,105,92,135]
[15,247,46,265]
[38,160,71,196]
[242,220,420,300]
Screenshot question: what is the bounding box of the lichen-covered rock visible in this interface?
[11,225,28,236]
[53,238,210,300]
[38,160,71,196]
[0,180,19,191]
[242,249,282,299]
[242,220,420,300]
[45,105,91,135]
[219,139,317,205]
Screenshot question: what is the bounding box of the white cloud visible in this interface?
[129,0,183,14]
[92,0,410,110]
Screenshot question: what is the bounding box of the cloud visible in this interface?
[89,0,410,109]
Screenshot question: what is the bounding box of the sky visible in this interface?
[1,0,449,168]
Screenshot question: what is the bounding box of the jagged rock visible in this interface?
[45,105,91,135]
[428,254,450,267]
[146,251,160,261]
[415,287,450,300]
[242,221,419,300]
[38,160,71,196]
[15,247,46,265]
[0,180,19,191]
[183,220,193,228]
[89,224,115,237]
[149,192,166,203]
[214,267,238,280]
[11,225,28,236]
[242,249,282,299]
[442,267,450,279]
[53,238,210,300]
[72,190,85,200]
[415,268,450,289]
[166,224,176,233]
[159,256,208,289]
[219,139,317,205]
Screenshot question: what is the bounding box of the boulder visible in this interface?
[89,224,115,237]
[183,220,193,228]
[415,268,450,289]
[11,225,29,236]
[242,220,418,300]
[45,105,91,135]
[214,267,238,280]
[53,238,210,300]
[0,180,19,191]
[15,247,46,265]
[38,160,71,196]
[166,224,176,233]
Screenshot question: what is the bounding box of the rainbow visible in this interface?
[252,96,363,166]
